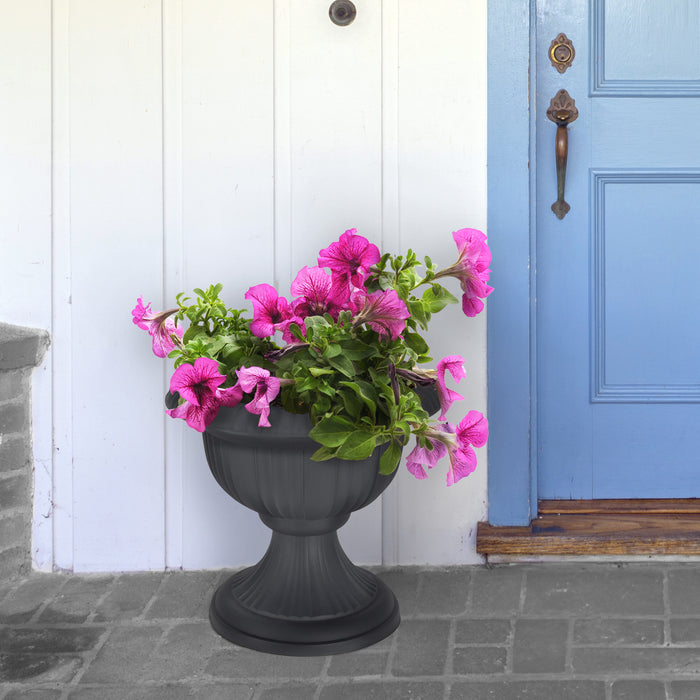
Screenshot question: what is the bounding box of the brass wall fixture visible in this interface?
[549,33,575,73]
[329,0,357,26]
[546,89,578,220]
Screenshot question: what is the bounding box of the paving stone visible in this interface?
[0,575,68,623]
[610,679,666,700]
[0,472,30,510]
[377,568,420,617]
[0,401,29,435]
[67,686,193,700]
[259,685,320,700]
[455,619,511,645]
[415,568,470,616]
[573,618,665,645]
[573,646,700,674]
[0,435,30,474]
[0,653,83,684]
[4,690,63,699]
[92,572,164,622]
[0,627,105,654]
[140,621,226,682]
[326,649,389,677]
[524,565,664,616]
[452,645,507,675]
[512,618,568,674]
[0,369,28,402]
[38,575,116,624]
[189,683,255,699]
[205,647,326,680]
[449,680,606,700]
[670,618,700,644]
[469,565,523,615]
[671,681,700,700]
[391,619,451,677]
[145,570,219,619]
[79,625,164,684]
[668,567,700,615]
[319,681,446,699]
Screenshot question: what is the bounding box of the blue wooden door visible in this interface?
[537,0,700,499]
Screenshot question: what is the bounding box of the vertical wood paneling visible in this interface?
[67,0,165,570]
[178,1,275,568]
[395,0,488,564]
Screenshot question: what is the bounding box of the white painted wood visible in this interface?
[66,0,166,570]
[3,0,490,571]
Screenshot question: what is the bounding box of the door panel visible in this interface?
[537,0,700,499]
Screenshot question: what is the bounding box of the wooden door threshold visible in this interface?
[477,499,700,556]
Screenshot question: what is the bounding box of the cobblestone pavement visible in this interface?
[1,563,700,699]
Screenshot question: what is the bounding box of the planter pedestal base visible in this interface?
[209,527,400,656]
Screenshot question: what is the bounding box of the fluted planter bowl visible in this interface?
[202,404,401,656]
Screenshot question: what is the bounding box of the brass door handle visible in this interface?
[547,90,578,219]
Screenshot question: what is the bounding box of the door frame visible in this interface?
[486,0,536,525]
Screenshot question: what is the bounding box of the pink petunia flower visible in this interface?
[350,289,410,340]
[236,366,281,427]
[433,228,493,317]
[436,355,466,420]
[290,266,347,320]
[132,297,184,358]
[406,434,448,480]
[167,395,221,432]
[244,284,299,342]
[317,229,381,297]
[446,411,488,486]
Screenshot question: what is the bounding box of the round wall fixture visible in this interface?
[329,1,356,26]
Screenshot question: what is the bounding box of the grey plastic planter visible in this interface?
[202,405,401,656]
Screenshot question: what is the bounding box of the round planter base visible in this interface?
[210,568,400,656]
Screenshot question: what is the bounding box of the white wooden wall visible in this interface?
[0,0,487,572]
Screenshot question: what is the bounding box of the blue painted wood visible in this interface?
[537,0,700,500]
[486,0,535,525]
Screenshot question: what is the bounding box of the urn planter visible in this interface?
[202,404,401,656]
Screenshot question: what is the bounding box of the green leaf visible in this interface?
[310,445,337,461]
[336,431,376,460]
[339,389,363,418]
[308,367,335,377]
[308,415,355,447]
[422,285,458,313]
[339,380,377,417]
[338,339,375,361]
[322,343,343,358]
[403,331,429,356]
[379,440,403,475]
[327,354,356,378]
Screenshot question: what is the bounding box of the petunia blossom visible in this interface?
[406,434,448,480]
[350,289,410,340]
[290,266,346,320]
[170,357,226,407]
[236,366,281,427]
[445,411,488,486]
[166,395,220,432]
[436,355,466,420]
[132,297,184,358]
[317,228,381,296]
[432,228,493,317]
[244,284,299,342]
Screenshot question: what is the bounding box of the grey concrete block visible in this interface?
[68,686,194,700]
[79,626,165,684]
[0,401,29,436]
[391,619,451,677]
[452,645,507,675]
[0,324,50,371]
[611,679,666,700]
[4,690,63,699]
[377,568,420,617]
[670,617,700,644]
[449,680,606,700]
[0,472,30,510]
[1,511,30,547]
[0,626,105,654]
[455,619,511,645]
[0,370,30,403]
[259,685,320,700]
[469,565,523,615]
[573,618,665,645]
[0,574,68,623]
[671,681,700,700]
[0,546,30,580]
[512,619,568,674]
[0,435,31,473]
[190,684,255,700]
[144,570,220,620]
[0,653,83,684]
[92,572,164,622]
[415,568,470,616]
[524,565,664,616]
[38,575,117,624]
[668,567,700,615]
[327,649,388,677]
[319,681,446,699]
[573,646,700,674]
[206,647,326,681]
